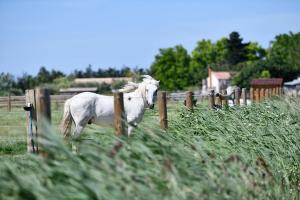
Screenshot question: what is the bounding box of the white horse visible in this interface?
[60,75,159,138]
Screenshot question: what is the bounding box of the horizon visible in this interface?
[1,0,300,77]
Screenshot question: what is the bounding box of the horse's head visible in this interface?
[142,75,159,109]
[117,75,159,109]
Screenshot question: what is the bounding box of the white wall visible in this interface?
[207,74,220,93]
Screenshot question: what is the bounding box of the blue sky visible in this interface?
[0,0,300,77]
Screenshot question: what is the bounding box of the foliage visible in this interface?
[189,39,229,82]
[233,32,300,87]
[246,42,266,61]
[267,32,300,80]
[153,31,270,90]
[260,70,271,79]
[226,32,249,65]
[0,73,16,95]
[36,67,65,84]
[70,82,112,94]
[72,65,141,78]
[150,45,191,90]
[111,80,127,90]
[16,73,37,92]
[0,98,300,199]
[53,76,73,89]
[0,66,147,95]
[231,60,266,88]
[214,37,229,65]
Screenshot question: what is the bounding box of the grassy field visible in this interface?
[0,97,299,199]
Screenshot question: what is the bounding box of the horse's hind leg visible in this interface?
[71,124,85,153]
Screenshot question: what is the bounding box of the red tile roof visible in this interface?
[251,78,283,86]
[213,72,231,80]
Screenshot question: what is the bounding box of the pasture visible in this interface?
[0,97,299,199]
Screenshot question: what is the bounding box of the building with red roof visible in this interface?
[206,67,234,93]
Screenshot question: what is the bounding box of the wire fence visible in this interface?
[0,92,211,112]
[0,86,286,157]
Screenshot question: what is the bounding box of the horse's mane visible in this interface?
[114,75,159,93]
[116,81,139,93]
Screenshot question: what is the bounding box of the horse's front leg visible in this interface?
[127,122,137,136]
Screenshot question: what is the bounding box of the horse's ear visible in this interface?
[154,81,160,86]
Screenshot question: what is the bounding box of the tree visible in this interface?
[260,70,271,79]
[189,38,230,83]
[36,66,65,84]
[231,61,266,88]
[73,69,84,78]
[267,32,300,80]
[37,67,51,83]
[53,76,72,89]
[214,37,229,65]
[120,66,132,77]
[190,40,215,83]
[83,64,94,77]
[16,73,37,92]
[246,42,266,61]
[150,45,191,90]
[50,69,65,79]
[0,73,16,95]
[105,67,119,77]
[226,31,249,65]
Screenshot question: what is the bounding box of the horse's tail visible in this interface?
[60,99,73,138]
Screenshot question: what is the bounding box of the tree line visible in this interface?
[1,31,299,95]
[150,31,300,90]
[0,66,148,95]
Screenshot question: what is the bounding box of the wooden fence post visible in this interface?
[255,88,260,103]
[209,90,215,109]
[35,88,51,155]
[250,88,254,104]
[158,91,168,129]
[268,87,272,97]
[8,93,11,112]
[234,88,240,106]
[113,92,126,136]
[265,88,269,99]
[215,95,221,107]
[276,87,280,96]
[272,87,276,96]
[221,89,228,107]
[279,87,283,96]
[241,88,246,106]
[35,88,51,122]
[25,89,38,153]
[260,88,265,101]
[185,91,193,111]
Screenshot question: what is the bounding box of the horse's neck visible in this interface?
[126,88,147,107]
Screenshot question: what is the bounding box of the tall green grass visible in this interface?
[0,97,299,199]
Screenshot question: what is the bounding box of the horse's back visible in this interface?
[68,92,114,125]
[69,92,113,109]
[69,92,98,106]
